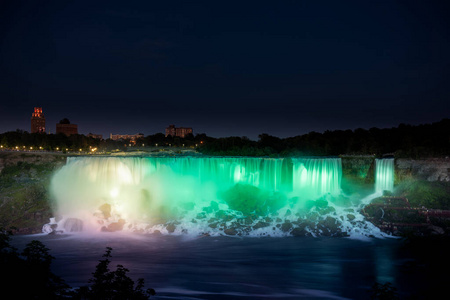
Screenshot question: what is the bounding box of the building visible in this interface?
[87,133,103,140]
[165,125,193,138]
[31,107,45,133]
[109,133,144,144]
[56,118,78,136]
[165,125,176,137]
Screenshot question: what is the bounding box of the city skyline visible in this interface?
[1,0,449,140]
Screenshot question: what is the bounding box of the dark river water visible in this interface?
[10,233,448,299]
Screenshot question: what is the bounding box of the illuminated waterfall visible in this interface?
[375,158,394,193]
[292,158,342,198]
[45,156,385,237]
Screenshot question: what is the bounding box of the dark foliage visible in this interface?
[0,130,104,152]
[369,282,399,299]
[73,247,155,299]
[0,230,155,299]
[198,118,450,157]
[1,118,448,156]
[0,229,70,299]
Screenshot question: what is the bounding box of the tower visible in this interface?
[31,107,46,133]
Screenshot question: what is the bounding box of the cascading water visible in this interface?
[375,158,395,194]
[292,158,342,198]
[359,158,396,207]
[44,156,386,238]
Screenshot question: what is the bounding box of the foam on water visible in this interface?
[45,156,391,238]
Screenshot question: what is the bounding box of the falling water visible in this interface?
[292,158,342,198]
[375,158,394,194]
[44,156,385,237]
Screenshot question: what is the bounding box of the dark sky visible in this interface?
[1,0,449,140]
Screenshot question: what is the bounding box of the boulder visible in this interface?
[281,221,293,232]
[99,203,112,219]
[224,228,237,235]
[105,219,125,232]
[166,223,176,233]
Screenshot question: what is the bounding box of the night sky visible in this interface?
[1,0,449,140]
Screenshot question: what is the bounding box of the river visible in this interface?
[11,233,447,299]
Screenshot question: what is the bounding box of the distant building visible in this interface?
[56,118,78,136]
[165,125,193,138]
[31,107,45,133]
[87,133,103,140]
[110,133,144,144]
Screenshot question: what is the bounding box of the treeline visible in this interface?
[1,119,449,157]
[0,130,104,152]
[197,119,450,158]
[0,131,209,152]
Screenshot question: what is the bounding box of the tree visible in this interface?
[1,230,155,299]
[0,229,70,299]
[74,247,155,299]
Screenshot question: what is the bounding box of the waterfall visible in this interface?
[292,158,342,198]
[45,156,386,238]
[375,158,394,193]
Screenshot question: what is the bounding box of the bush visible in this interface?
[0,230,155,299]
[73,247,155,299]
[0,229,70,299]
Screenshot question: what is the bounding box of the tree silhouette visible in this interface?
[1,229,70,299]
[74,247,155,299]
[1,230,155,299]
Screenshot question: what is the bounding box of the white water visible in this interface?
[45,156,388,238]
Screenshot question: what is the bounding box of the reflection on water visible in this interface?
[10,234,446,299]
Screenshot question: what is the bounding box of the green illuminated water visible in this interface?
[46,156,387,238]
[375,158,394,193]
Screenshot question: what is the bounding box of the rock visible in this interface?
[253,221,270,230]
[224,228,237,235]
[347,214,356,221]
[106,219,125,232]
[99,203,112,219]
[427,225,445,235]
[208,222,218,229]
[281,221,293,232]
[317,216,339,236]
[291,226,309,237]
[396,158,450,182]
[166,223,176,233]
[215,210,233,221]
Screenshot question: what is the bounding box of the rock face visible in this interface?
[396,158,450,182]
[0,152,66,174]
[0,152,67,235]
[341,156,376,184]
